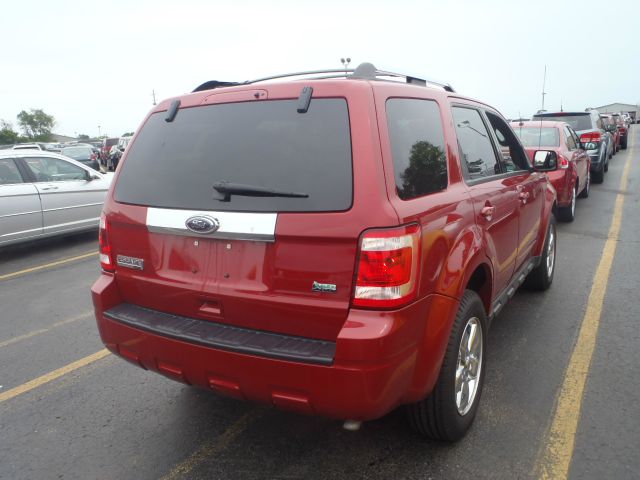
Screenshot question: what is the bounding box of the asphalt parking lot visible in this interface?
[1,128,639,480]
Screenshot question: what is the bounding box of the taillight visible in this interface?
[558,154,569,169]
[580,132,601,143]
[353,224,420,308]
[99,213,114,272]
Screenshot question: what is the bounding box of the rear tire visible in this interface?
[621,138,628,149]
[406,290,487,442]
[592,165,604,184]
[558,185,577,222]
[525,215,556,291]
[578,171,590,198]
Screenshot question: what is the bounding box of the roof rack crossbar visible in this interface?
[192,62,455,93]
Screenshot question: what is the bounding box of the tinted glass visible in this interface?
[453,107,500,180]
[386,99,447,199]
[24,157,86,182]
[0,158,23,184]
[513,127,561,147]
[485,112,530,172]
[533,114,592,131]
[115,99,353,212]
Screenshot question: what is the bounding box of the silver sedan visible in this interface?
[0,150,114,247]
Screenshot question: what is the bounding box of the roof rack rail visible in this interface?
[192,62,455,93]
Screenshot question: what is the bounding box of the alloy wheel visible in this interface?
[455,317,483,416]
[546,225,556,278]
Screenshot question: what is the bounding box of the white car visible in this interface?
[0,150,114,246]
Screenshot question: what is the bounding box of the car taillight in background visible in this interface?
[580,132,601,150]
[99,213,114,272]
[558,154,569,169]
[353,224,421,308]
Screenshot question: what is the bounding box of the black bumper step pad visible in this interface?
[104,303,336,365]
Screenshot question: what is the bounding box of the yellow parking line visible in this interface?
[537,144,634,479]
[0,310,93,348]
[0,349,110,404]
[0,251,97,281]
[160,408,264,480]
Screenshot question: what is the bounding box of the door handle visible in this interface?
[480,206,495,220]
[40,186,59,191]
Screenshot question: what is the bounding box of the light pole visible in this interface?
[98,125,101,138]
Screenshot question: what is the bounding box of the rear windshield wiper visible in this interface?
[213,181,309,202]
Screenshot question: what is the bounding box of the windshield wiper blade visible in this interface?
[213,181,309,202]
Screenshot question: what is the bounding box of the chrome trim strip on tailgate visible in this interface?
[146,207,277,242]
[104,303,336,365]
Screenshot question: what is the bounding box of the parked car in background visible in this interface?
[611,113,628,149]
[0,150,113,247]
[600,114,620,152]
[60,145,101,171]
[12,143,44,150]
[100,137,119,166]
[92,62,558,442]
[532,110,610,183]
[106,136,133,171]
[512,120,590,222]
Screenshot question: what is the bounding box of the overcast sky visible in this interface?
[2,0,639,138]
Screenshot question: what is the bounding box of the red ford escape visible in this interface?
[92,63,558,441]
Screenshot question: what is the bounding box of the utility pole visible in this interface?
[152,90,157,106]
[98,125,101,138]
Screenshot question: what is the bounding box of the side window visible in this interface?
[386,98,448,200]
[0,158,24,185]
[564,127,577,150]
[485,112,530,172]
[24,157,86,182]
[452,107,500,180]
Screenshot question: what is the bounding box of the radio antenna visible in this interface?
[541,66,547,111]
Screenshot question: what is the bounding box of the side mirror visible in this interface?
[84,170,100,181]
[533,150,557,171]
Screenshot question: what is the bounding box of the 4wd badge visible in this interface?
[312,281,337,293]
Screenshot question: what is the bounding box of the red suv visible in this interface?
[92,63,557,441]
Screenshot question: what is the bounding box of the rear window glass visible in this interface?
[513,127,560,147]
[115,99,353,212]
[532,114,592,131]
[386,98,447,200]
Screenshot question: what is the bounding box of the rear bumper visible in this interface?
[588,150,604,169]
[92,273,459,421]
[547,171,572,206]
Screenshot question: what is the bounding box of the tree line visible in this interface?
[0,109,56,145]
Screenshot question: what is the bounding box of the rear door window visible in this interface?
[115,99,353,212]
[386,98,447,199]
[0,158,24,185]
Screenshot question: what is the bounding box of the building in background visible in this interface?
[594,103,639,123]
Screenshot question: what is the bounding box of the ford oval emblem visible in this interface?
[185,215,220,234]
